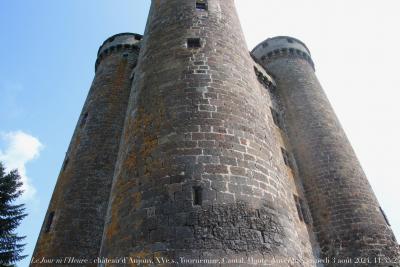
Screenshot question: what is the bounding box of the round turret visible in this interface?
[98,0,319,263]
[252,36,314,70]
[95,33,142,71]
[252,35,400,262]
[31,32,141,263]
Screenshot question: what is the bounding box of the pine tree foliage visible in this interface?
[0,162,27,266]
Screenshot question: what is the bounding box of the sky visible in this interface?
[0,0,399,266]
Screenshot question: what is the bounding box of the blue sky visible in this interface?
[1,1,399,266]
[0,1,150,266]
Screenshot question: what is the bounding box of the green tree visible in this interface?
[0,162,27,266]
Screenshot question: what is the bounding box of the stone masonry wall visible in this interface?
[32,3,400,266]
[252,41,400,266]
[31,36,140,266]
[100,1,317,266]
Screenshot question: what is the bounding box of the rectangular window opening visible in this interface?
[380,207,391,226]
[80,112,88,128]
[62,157,69,172]
[270,107,283,130]
[293,195,304,222]
[187,38,201,49]
[196,1,207,11]
[281,148,291,168]
[299,198,311,224]
[44,211,55,233]
[193,186,202,206]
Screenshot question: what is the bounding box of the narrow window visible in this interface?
[187,38,201,49]
[380,207,391,226]
[44,211,55,233]
[299,198,311,224]
[62,157,69,172]
[193,186,202,206]
[270,107,283,130]
[80,112,88,128]
[130,68,136,81]
[196,0,207,11]
[281,148,291,168]
[293,195,304,222]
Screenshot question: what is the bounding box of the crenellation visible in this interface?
[95,44,140,72]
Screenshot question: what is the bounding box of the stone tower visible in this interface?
[32,33,141,263]
[99,0,319,264]
[32,0,399,266]
[252,36,399,265]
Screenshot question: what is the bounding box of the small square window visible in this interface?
[187,38,201,49]
[196,1,207,11]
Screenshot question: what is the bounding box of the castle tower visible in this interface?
[252,37,399,264]
[32,33,141,263]
[99,0,321,264]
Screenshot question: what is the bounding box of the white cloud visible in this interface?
[0,131,43,199]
